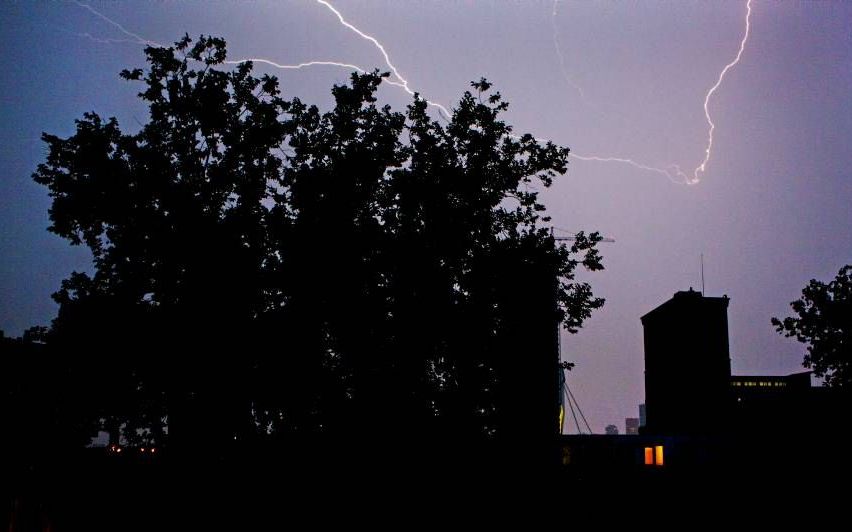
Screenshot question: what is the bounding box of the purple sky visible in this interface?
[2,1,851,433]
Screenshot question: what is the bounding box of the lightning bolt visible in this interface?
[71,1,447,116]
[314,0,407,89]
[70,0,752,185]
[72,32,151,46]
[219,58,409,91]
[313,1,450,117]
[692,0,753,184]
[568,155,686,185]
[551,0,586,100]
[568,0,753,184]
[72,0,160,46]
[314,0,752,185]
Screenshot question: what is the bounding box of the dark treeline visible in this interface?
[3,36,603,472]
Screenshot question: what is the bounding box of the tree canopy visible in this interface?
[772,265,852,388]
[31,35,604,453]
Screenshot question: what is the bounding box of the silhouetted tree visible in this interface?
[33,35,289,450]
[33,35,603,454]
[772,265,852,388]
[1,329,92,462]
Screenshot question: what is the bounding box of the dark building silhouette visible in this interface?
[729,371,841,434]
[641,289,844,438]
[560,289,848,478]
[625,417,639,435]
[641,289,731,435]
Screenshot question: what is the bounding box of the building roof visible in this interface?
[640,289,729,323]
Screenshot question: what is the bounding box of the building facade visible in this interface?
[641,289,732,435]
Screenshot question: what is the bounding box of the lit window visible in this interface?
[644,446,664,466]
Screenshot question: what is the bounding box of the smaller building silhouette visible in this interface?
[730,371,840,434]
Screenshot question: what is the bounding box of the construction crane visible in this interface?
[552,228,612,435]
[555,235,615,243]
[551,229,616,244]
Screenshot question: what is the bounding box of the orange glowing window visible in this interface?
[644,445,664,466]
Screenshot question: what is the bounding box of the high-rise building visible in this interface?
[625,417,639,435]
[641,289,731,435]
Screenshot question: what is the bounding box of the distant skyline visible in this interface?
[2,1,851,431]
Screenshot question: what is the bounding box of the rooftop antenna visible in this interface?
[700,253,705,296]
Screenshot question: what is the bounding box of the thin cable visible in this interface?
[565,383,593,434]
[564,387,582,435]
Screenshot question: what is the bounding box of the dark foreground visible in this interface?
[4,435,849,530]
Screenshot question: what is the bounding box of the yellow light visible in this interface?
[558,405,564,432]
[644,447,654,465]
[655,445,664,466]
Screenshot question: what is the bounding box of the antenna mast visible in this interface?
[700,253,705,295]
